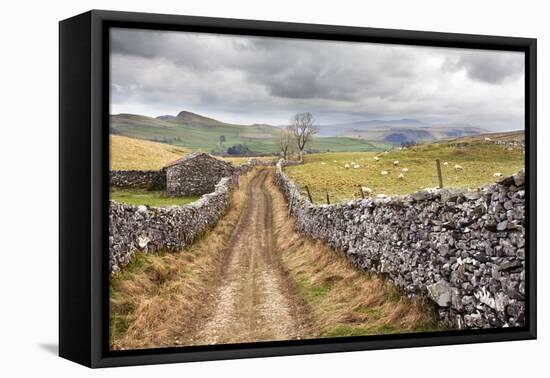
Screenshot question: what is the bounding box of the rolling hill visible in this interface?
[438,130,525,144]
[317,119,488,145]
[110,111,391,154]
[110,110,491,153]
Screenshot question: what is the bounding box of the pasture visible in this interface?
[110,135,189,170]
[110,190,199,207]
[285,139,524,203]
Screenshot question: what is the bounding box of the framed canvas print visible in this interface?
[59,10,537,368]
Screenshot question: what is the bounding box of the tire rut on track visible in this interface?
[188,168,311,345]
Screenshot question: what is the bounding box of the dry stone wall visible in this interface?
[275,160,526,330]
[234,158,276,174]
[109,159,276,274]
[110,169,166,190]
[166,153,235,196]
[109,177,232,273]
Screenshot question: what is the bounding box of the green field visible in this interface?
[111,113,389,154]
[285,138,524,203]
[110,190,200,207]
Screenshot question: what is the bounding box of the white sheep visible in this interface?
[353,164,360,169]
[401,167,409,172]
[393,160,400,166]
[484,137,492,142]
[454,164,464,171]
[320,162,326,165]
[493,172,503,177]
[344,163,350,169]
[443,161,449,166]
[384,151,389,155]
[381,170,388,176]
[398,173,405,180]
[333,160,337,163]
[361,186,372,195]
[374,156,380,161]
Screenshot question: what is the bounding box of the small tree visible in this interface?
[290,112,318,161]
[278,126,293,160]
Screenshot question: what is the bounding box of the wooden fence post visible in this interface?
[359,184,365,199]
[305,185,314,203]
[436,159,444,188]
[326,191,330,205]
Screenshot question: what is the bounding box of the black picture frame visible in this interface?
[59,9,537,368]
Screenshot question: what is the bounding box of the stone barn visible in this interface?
[165,152,235,196]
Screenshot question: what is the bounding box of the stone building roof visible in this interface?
[164,152,226,168]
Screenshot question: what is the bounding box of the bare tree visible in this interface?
[290,112,318,161]
[278,126,293,160]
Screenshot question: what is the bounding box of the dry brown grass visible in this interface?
[110,135,190,170]
[109,169,256,350]
[267,175,442,337]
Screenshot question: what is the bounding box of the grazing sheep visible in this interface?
[320,162,326,165]
[353,164,360,169]
[374,156,380,161]
[361,186,372,195]
[351,161,357,165]
[454,164,464,171]
[381,170,388,176]
[398,173,405,180]
[484,137,492,142]
[401,167,409,172]
[384,151,389,154]
[493,172,503,177]
[333,160,337,163]
[393,160,399,166]
[443,161,449,166]
[344,163,350,169]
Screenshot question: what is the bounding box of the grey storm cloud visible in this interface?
[110,28,525,130]
[444,51,524,84]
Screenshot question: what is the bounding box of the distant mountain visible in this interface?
[317,119,430,135]
[157,110,228,127]
[110,111,488,153]
[110,111,388,154]
[317,118,488,145]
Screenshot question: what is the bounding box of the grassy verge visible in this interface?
[109,169,255,350]
[268,175,442,338]
[110,190,200,207]
[285,139,524,203]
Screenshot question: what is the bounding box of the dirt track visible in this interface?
[186,168,310,345]
[111,167,437,350]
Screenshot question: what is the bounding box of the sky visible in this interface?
[110,28,525,131]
